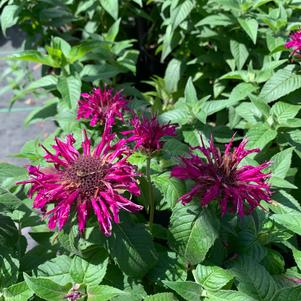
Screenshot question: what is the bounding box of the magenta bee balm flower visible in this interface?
[77,86,128,127]
[122,114,177,154]
[171,136,271,216]
[285,31,301,56]
[18,130,142,236]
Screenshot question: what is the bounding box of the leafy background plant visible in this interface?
[1,0,301,300]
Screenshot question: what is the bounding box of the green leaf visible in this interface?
[56,101,80,133]
[259,65,301,103]
[246,123,277,151]
[231,257,278,301]
[206,290,257,301]
[230,40,249,70]
[57,225,81,256]
[70,253,108,286]
[100,0,119,20]
[183,130,203,147]
[238,18,258,44]
[132,0,143,7]
[272,285,301,301]
[3,50,58,67]
[24,98,58,126]
[163,139,189,158]
[171,0,194,29]
[229,83,257,102]
[269,177,297,189]
[161,25,176,61]
[104,18,121,42]
[249,96,270,117]
[3,281,33,301]
[0,5,20,36]
[255,60,287,83]
[152,172,186,209]
[147,251,187,285]
[163,281,203,301]
[80,64,124,81]
[214,0,241,10]
[159,108,190,125]
[37,255,72,285]
[57,76,81,108]
[271,101,301,123]
[291,247,301,271]
[262,249,284,275]
[49,37,71,60]
[287,129,301,157]
[0,255,19,289]
[113,281,147,301]
[163,0,196,58]
[26,75,58,90]
[69,40,104,63]
[112,39,135,55]
[202,98,239,116]
[271,213,301,235]
[23,274,71,301]
[253,0,273,8]
[0,187,21,209]
[75,0,96,16]
[168,203,219,265]
[164,59,182,93]
[0,215,18,249]
[117,49,139,73]
[270,148,293,179]
[107,223,158,277]
[193,265,233,291]
[195,13,233,27]
[220,70,249,81]
[0,163,26,182]
[235,102,261,124]
[184,77,198,105]
[87,285,126,301]
[279,118,301,128]
[272,190,301,214]
[144,293,178,301]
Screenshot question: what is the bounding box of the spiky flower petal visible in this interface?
[18,130,142,236]
[77,86,128,127]
[285,31,301,56]
[122,114,177,154]
[171,136,271,216]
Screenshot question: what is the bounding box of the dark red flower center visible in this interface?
[215,156,237,186]
[63,156,108,198]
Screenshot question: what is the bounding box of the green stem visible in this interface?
[146,156,155,227]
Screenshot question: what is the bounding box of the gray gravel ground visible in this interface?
[0,27,55,165]
[0,28,55,250]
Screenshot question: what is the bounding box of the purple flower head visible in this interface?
[18,130,142,236]
[64,291,81,301]
[77,86,128,127]
[122,114,177,154]
[287,277,301,285]
[285,31,301,57]
[171,135,272,216]
[64,284,82,301]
